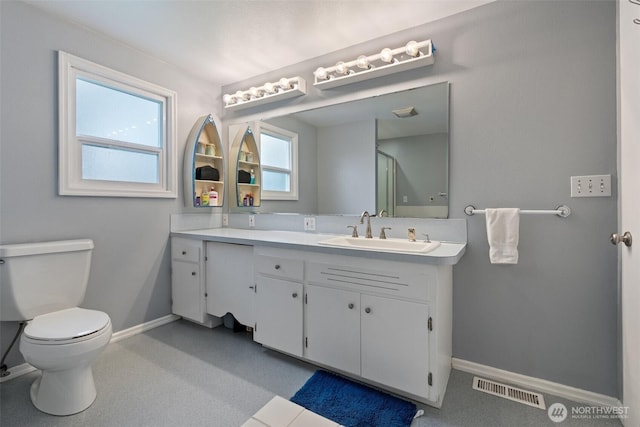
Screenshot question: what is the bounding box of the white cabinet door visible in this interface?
[254,276,303,357]
[361,294,430,398]
[206,242,254,326]
[304,285,361,375]
[171,260,203,322]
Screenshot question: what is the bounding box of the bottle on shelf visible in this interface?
[209,187,218,206]
[250,169,256,184]
[201,188,210,206]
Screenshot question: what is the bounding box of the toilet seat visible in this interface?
[24,307,111,344]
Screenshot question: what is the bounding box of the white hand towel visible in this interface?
[485,208,520,264]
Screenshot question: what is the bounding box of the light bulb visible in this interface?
[235,90,247,101]
[380,48,393,63]
[249,87,260,98]
[405,40,420,57]
[356,55,370,69]
[223,93,233,105]
[315,67,328,80]
[336,61,349,75]
[264,82,275,94]
[279,77,290,90]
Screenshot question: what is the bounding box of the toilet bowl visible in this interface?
[0,239,112,416]
[20,307,112,415]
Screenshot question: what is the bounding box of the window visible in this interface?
[58,51,177,197]
[258,122,298,200]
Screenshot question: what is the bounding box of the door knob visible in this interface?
[348,303,354,309]
[292,292,298,298]
[610,231,632,247]
[364,307,371,314]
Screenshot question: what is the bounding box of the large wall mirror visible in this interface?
[242,81,449,218]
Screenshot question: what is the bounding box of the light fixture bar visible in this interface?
[223,76,306,111]
[314,39,434,90]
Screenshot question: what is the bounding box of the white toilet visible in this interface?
[0,239,112,416]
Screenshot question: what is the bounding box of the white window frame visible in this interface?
[58,51,178,198]
[256,121,298,201]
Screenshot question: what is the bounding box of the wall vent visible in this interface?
[472,376,546,410]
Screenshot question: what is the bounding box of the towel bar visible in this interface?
[464,205,571,218]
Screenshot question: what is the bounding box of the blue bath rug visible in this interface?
[290,370,417,427]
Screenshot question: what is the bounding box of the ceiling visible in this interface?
[25,0,493,86]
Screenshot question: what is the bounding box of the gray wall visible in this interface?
[317,120,376,215]
[222,0,618,397]
[378,133,448,208]
[0,2,220,367]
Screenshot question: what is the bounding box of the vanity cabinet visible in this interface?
[229,124,261,208]
[183,114,225,208]
[179,237,453,408]
[170,237,215,327]
[205,242,255,327]
[253,249,304,357]
[304,284,361,375]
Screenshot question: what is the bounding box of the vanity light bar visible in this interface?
[223,76,307,111]
[314,39,434,89]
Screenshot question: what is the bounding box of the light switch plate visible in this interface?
[222,214,229,226]
[570,174,611,197]
[249,215,255,227]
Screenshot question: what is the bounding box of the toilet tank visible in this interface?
[0,239,94,321]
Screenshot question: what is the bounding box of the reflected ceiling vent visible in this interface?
[392,107,418,118]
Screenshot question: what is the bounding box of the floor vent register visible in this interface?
[472,376,546,410]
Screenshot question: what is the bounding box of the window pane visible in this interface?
[82,144,159,183]
[76,78,162,148]
[260,132,290,169]
[263,170,290,192]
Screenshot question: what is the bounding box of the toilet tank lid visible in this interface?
[0,239,93,258]
[24,308,110,341]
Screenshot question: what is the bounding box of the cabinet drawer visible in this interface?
[255,254,303,281]
[171,238,201,263]
[307,260,434,302]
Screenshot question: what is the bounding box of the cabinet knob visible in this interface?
[348,303,354,309]
[365,307,372,314]
[275,264,281,270]
[192,272,197,276]
[182,251,187,255]
[292,292,298,298]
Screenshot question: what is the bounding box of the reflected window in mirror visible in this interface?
[259,122,299,200]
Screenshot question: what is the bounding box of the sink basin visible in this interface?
[318,236,441,254]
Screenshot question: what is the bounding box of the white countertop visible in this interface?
[171,228,466,265]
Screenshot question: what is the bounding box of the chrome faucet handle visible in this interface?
[408,228,416,242]
[347,225,358,238]
[378,209,388,217]
[422,233,431,243]
[379,227,391,239]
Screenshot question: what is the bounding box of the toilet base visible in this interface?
[30,365,97,416]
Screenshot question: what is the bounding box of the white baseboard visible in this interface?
[109,314,180,344]
[0,363,37,383]
[0,314,180,383]
[452,358,622,408]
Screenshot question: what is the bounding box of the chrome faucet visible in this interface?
[360,211,373,238]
